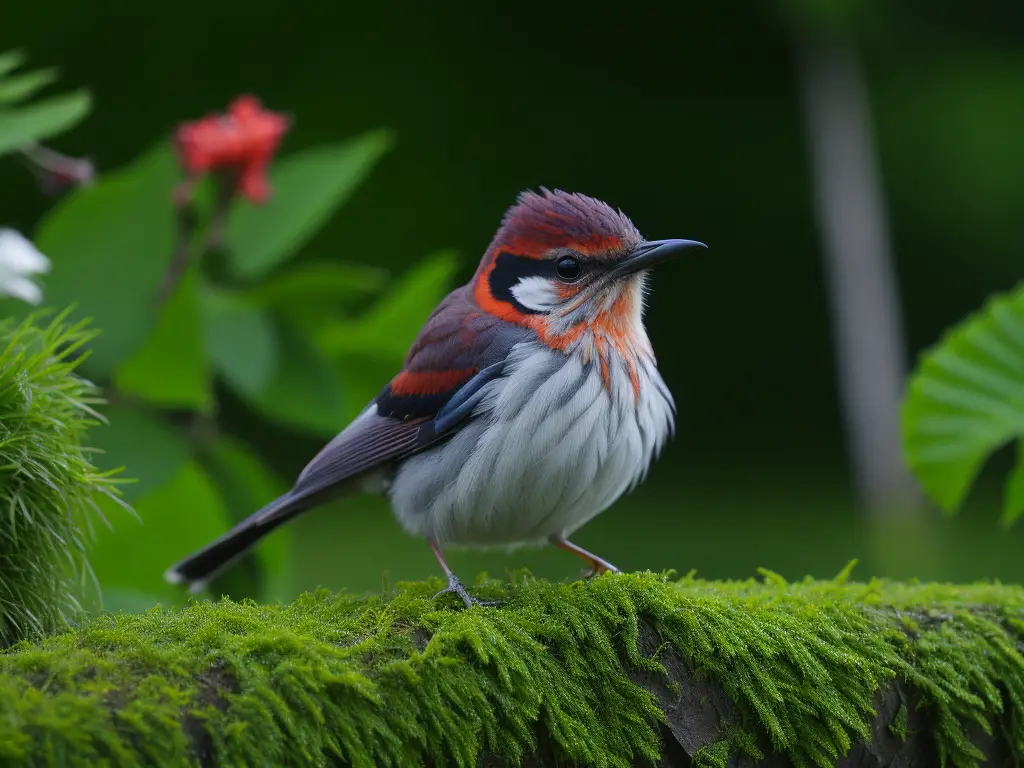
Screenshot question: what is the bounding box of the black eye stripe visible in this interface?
[488,251,597,313]
[487,251,540,314]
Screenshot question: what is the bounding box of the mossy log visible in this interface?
[0,571,1022,767]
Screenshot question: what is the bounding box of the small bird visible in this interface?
[166,189,705,607]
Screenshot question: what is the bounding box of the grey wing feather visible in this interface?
[255,410,426,524]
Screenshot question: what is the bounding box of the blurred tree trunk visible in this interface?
[794,31,921,516]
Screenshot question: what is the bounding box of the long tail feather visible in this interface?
[164,492,307,594]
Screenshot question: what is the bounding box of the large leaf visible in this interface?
[89,402,191,504]
[87,460,233,608]
[334,355,402,424]
[1004,440,1024,526]
[0,90,91,156]
[114,266,211,411]
[249,318,345,437]
[901,282,1024,524]
[201,287,278,401]
[226,130,394,279]
[34,141,178,377]
[243,261,387,311]
[319,250,459,359]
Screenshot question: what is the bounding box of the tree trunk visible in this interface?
[795,32,921,517]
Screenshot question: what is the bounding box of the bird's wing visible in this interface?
[272,287,532,512]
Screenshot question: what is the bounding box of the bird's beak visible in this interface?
[610,238,707,279]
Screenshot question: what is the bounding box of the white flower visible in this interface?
[0,229,50,305]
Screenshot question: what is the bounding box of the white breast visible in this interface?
[388,341,675,548]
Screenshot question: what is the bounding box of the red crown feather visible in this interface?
[486,188,642,260]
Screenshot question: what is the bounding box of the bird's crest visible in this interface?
[487,188,641,260]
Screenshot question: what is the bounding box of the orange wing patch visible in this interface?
[391,368,476,396]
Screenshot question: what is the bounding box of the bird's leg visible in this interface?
[550,535,621,578]
[428,539,498,608]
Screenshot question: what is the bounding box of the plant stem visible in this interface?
[158,170,238,306]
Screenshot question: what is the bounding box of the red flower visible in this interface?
[174,95,290,204]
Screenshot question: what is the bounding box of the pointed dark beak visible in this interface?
[610,238,707,279]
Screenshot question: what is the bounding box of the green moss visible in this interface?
[890,701,908,741]
[0,310,123,646]
[693,739,729,767]
[0,570,1021,767]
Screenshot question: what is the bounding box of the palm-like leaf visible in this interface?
[0,49,91,158]
[902,283,1024,524]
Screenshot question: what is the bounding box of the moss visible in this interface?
[0,570,1020,767]
[692,739,729,767]
[889,701,908,741]
[0,311,123,646]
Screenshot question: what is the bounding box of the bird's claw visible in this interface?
[579,560,621,579]
[433,574,501,609]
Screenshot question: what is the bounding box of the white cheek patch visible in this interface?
[510,275,561,313]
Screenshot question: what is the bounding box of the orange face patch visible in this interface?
[473,252,545,327]
[473,263,647,403]
[535,283,648,403]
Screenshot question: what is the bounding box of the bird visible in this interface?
[166,188,705,607]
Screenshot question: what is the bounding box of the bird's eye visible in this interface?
[555,256,583,282]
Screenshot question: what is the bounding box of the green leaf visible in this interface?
[89,402,190,504]
[0,68,57,105]
[226,130,394,279]
[0,90,91,156]
[87,461,233,607]
[319,250,459,359]
[113,266,211,411]
[34,141,179,378]
[249,318,345,436]
[901,282,1024,522]
[244,261,387,310]
[202,287,278,400]
[1004,440,1024,526]
[334,356,400,424]
[200,436,292,601]
[0,50,27,78]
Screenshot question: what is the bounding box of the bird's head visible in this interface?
[472,188,705,354]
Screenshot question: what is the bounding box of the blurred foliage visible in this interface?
[902,284,1024,526]
[226,134,393,279]
[0,311,121,645]
[81,133,454,609]
[0,65,459,612]
[34,144,178,377]
[0,50,90,157]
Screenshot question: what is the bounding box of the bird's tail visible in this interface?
[164,492,307,594]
